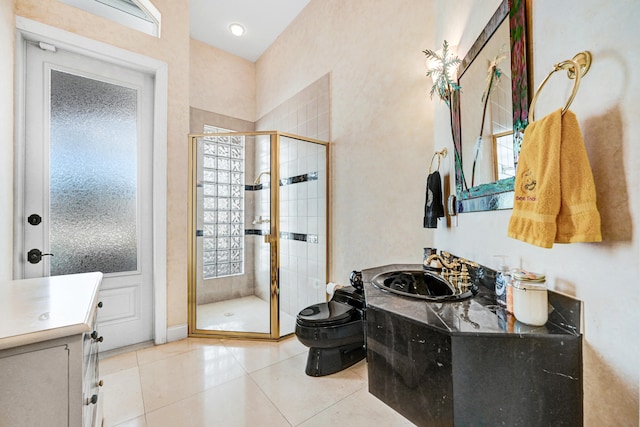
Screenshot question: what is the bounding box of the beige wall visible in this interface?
[0,0,15,280]
[257,0,437,281]
[190,39,256,123]
[14,0,191,327]
[258,0,639,424]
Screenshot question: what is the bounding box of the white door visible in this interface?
[18,41,154,351]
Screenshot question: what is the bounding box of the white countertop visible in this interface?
[0,272,103,350]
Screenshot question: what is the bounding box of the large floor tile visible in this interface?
[101,351,139,376]
[349,359,369,381]
[250,352,367,425]
[113,415,147,427]
[138,344,247,412]
[299,387,415,426]
[145,376,290,427]
[135,337,223,366]
[102,367,145,427]
[222,335,307,373]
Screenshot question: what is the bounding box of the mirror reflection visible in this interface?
[459,18,513,188]
[453,0,530,213]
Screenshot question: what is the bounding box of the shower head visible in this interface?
[254,171,270,185]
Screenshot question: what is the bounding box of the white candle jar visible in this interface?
[512,272,548,326]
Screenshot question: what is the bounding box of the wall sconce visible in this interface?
[423,40,463,190]
[423,40,460,107]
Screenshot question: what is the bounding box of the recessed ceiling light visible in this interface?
[229,23,245,37]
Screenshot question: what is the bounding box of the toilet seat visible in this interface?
[296,300,356,327]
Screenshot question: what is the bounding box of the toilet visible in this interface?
[295,272,366,376]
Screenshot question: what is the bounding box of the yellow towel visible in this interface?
[508,109,601,247]
[555,110,602,243]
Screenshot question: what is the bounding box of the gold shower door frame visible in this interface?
[188,131,330,340]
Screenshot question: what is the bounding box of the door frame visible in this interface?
[14,17,168,346]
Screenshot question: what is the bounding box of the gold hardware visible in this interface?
[98,380,103,387]
[426,252,478,292]
[254,171,271,185]
[426,252,458,270]
[264,234,271,244]
[528,51,592,123]
[429,147,448,174]
[457,259,478,288]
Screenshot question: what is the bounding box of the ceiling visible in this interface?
[189,0,311,62]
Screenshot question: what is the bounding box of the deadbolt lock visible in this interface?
[27,214,42,226]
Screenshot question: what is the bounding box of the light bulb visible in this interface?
[229,23,245,37]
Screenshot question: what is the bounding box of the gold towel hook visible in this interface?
[528,51,592,123]
[429,148,448,174]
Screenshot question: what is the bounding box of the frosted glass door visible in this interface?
[49,70,138,275]
[20,42,154,351]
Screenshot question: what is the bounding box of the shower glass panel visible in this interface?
[192,133,272,336]
[189,131,329,340]
[278,136,328,336]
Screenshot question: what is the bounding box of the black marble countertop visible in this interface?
[362,264,582,337]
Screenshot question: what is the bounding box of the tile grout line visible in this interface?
[244,364,295,427]
[137,342,251,419]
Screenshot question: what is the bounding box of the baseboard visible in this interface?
[166,324,188,342]
[98,340,154,360]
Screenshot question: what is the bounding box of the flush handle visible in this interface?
[27,249,53,264]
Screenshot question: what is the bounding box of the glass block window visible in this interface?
[202,125,245,279]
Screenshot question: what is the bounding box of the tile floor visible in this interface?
[100,336,414,426]
[196,296,297,335]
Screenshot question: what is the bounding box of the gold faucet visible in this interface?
[425,252,478,292]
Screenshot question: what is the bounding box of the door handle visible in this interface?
[27,249,54,264]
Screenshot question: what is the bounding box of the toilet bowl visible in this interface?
[295,277,366,376]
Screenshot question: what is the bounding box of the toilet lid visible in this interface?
[297,301,355,326]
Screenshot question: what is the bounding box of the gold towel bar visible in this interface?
[528,51,592,123]
[429,148,448,174]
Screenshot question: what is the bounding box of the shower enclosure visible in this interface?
[188,131,329,339]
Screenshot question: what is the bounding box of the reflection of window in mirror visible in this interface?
[493,131,515,180]
[489,73,515,181]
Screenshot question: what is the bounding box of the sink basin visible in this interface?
[371,270,477,302]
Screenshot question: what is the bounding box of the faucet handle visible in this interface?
[457,259,478,287]
[457,258,478,268]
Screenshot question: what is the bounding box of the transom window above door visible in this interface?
[59,0,161,37]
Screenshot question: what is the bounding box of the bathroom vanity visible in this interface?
[364,264,582,427]
[0,272,104,427]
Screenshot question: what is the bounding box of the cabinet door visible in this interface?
[0,345,69,427]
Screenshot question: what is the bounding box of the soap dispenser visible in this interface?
[494,256,510,306]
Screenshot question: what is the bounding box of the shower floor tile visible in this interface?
[196,295,296,335]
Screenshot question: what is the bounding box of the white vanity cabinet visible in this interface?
[0,272,104,427]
